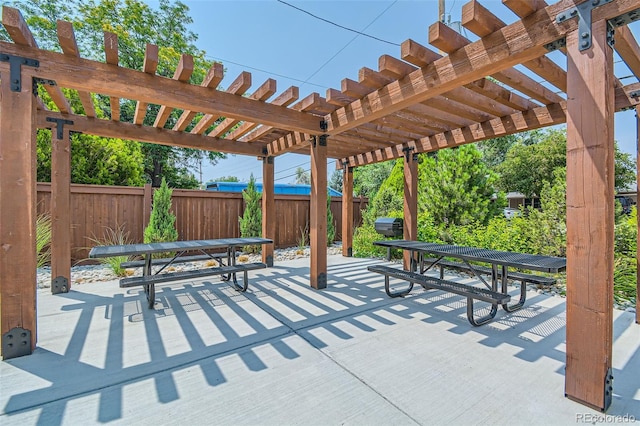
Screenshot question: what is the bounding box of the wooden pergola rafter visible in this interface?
[1,0,640,413]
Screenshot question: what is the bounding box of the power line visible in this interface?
[276,0,400,47]
[203,54,328,90]
[298,1,398,87]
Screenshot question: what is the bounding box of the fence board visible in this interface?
[36,183,366,263]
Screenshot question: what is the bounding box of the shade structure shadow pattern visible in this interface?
[0,255,638,424]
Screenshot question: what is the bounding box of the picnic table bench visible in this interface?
[89,237,273,309]
[370,240,566,326]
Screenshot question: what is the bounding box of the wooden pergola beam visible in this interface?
[134,44,159,125]
[225,85,299,140]
[154,54,194,128]
[103,31,120,121]
[322,0,639,135]
[2,6,71,114]
[208,78,276,138]
[615,25,640,80]
[172,62,224,131]
[462,0,568,93]
[37,111,266,156]
[190,71,252,135]
[56,20,96,118]
[0,39,322,134]
[340,82,640,167]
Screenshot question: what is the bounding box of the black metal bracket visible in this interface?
[402,146,417,162]
[318,135,327,147]
[261,147,269,156]
[0,53,39,92]
[556,0,614,51]
[32,77,56,96]
[544,38,567,52]
[603,367,613,411]
[52,276,69,294]
[2,327,32,360]
[46,117,74,140]
[264,254,274,267]
[263,156,274,165]
[317,272,327,289]
[319,120,328,132]
[609,8,640,28]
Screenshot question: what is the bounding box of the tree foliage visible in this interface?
[329,169,343,193]
[496,129,635,196]
[295,167,310,185]
[327,194,336,244]
[421,145,504,226]
[8,0,225,187]
[239,174,262,253]
[214,176,240,182]
[353,161,394,198]
[144,177,178,246]
[496,129,566,197]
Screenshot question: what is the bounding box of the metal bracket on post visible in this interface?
[603,367,613,411]
[555,0,613,51]
[263,156,274,165]
[317,272,327,289]
[402,146,417,162]
[341,160,353,173]
[46,117,74,140]
[32,77,56,96]
[52,276,69,294]
[318,135,327,147]
[2,327,32,360]
[0,53,39,92]
[319,120,328,132]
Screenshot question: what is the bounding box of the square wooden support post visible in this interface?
[0,65,37,359]
[50,118,72,294]
[262,156,275,266]
[341,165,353,257]
[310,135,327,289]
[565,20,615,412]
[403,150,418,271]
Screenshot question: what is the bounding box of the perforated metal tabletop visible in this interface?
[374,240,566,273]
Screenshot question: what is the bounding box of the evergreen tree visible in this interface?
[327,194,336,244]
[239,174,262,253]
[144,178,178,249]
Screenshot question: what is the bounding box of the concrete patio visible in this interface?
[1,254,639,425]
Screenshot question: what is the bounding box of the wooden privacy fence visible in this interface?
[36,183,367,263]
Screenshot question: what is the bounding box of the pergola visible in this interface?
[1,0,639,412]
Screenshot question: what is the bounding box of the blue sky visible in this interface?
[153,0,640,184]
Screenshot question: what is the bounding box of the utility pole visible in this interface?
[439,0,445,22]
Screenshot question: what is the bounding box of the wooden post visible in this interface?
[637,105,640,325]
[403,150,418,270]
[342,165,353,257]
[0,65,37,358]
[143,183,152,230]
[565,20,615,411]
[50,119,72,294]
[310,136,327,289]
[262,156,275,266]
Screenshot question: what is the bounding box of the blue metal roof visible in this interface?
[206,181,342,197]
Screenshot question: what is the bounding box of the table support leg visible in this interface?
[466,298,498,326]
[384,274,413,298]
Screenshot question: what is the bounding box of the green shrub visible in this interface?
[144,177,178,257]
[36,213,52,268]
[239,174,262,253]
[615,206,637,257]
[327,195,336,245]
[352,223,391,258]
[613,256,636,306]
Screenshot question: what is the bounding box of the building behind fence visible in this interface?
[36,183,367,263]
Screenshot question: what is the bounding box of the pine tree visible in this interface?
[239,174,262,253]
[144,178,178,252]
[327,194,336,244]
